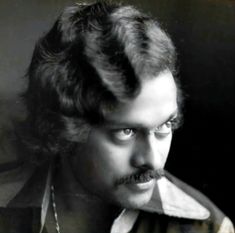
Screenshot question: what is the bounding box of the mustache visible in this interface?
[115,169,165,186]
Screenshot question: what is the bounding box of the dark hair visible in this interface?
[20,1,179,161]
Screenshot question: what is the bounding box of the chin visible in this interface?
[114,188,154,209]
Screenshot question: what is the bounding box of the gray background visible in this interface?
[0,0,235,221]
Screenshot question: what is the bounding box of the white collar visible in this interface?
[1,163,210,233]
[141,175,210,219]
[110,174,210,233]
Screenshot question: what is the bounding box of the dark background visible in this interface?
[0,0,234,222]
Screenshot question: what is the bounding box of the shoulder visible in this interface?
[0,162,34,207]
[165,171,234,233]
[139,171,234,233]
[0,161,51,233]
[0,158,52,207]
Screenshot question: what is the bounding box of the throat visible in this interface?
[45,156,122,233]
[46,187,122,233]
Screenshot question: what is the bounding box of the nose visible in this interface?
[130,133,167,170]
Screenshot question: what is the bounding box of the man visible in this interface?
[0,1,234,233]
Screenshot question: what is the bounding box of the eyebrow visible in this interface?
[102,109,179,129]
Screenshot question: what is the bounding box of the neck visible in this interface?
[50,155,122,233]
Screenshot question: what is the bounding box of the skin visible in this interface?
[72,70,178,209]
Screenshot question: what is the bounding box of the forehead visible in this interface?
[104,71,178,128]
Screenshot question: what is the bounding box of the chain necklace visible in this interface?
[51,185,61,233]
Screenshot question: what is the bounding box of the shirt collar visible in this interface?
[111,171,210,233]
[140,173,210,220]
[1,163,210,233]
[110,209,139,233]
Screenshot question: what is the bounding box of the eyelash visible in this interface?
[111,118,179,142]
[155,118,180,132]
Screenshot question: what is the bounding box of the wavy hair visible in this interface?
[19,1,179,162]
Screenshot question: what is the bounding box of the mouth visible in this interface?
[115,169,164,186]
[126,179,155,192]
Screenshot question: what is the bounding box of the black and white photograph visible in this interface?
[0,0,234,232]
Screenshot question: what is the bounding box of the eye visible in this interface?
[112,128,136,141]
[155,123,171,134]
[154,119,177,136]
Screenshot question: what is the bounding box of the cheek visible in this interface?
[158,134,173,163]
[86,135,134,178]
[165,135,173,153]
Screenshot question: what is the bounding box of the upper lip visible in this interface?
[133,174,153,184]
[117,170,164,185]
[115,169,164,186]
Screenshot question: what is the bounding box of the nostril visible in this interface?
[130,153,145,168]
[138,164,154,171]
[130,152,156,170]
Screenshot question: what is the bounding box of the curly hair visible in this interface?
[19,1,179,162]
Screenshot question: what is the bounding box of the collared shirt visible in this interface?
[0,160,234,233]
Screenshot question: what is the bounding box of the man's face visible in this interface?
[72,71,178,209]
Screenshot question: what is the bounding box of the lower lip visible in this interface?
[126,179,155,192]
